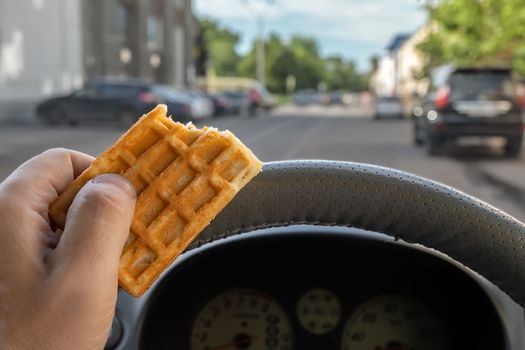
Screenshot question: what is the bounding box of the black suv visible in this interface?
[413,67,524,156]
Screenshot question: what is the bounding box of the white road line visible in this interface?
[243,117,306,146]
[281,118,328,159]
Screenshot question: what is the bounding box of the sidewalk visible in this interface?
[478,159,525,194]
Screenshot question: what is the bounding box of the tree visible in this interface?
[323,56,367,91]
[238,34,325,93]
[419,0,525,75]
[199,19,241,76]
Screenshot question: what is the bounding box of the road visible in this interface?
[1,105,524,221]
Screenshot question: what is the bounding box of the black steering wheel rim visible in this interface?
[188,160,525,307]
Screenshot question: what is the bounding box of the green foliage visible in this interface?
[419,0,525,76]
[200,18,369,93]
[200,19,240,76]
[238,34,367,93]
[323,56,368,91]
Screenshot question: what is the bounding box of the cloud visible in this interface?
[194,0,282,20]
[194,0,426,69]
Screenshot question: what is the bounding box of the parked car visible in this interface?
[292,89,321,106]
[207,93,231,117]
[412,93,434,146]
[374,96,404,119]
[181,91,214,120]
[36,79,165,126]
[152,86,193,122]
[248,84,277,114]
[413,67,524,156]
[328,90,344,105]
[219,91,251,116]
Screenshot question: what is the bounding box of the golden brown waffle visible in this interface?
[49,104,263,296]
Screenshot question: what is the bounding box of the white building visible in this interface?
[371,55,396,97]
[370,33,410,97]
[0,0,83,120]
[397,24,432,98]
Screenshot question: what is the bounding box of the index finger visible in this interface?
[0,148,94,215]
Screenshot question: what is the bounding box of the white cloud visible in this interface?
[194,0,282,20]
[194,0,426,68]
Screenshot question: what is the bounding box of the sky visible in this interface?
[194,0,427,72]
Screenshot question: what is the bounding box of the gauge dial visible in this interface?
[297,289,341,334]
[341,295,449,350]
[191,289,293,350]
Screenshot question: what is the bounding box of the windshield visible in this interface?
[0,0,524,223]
[449,72,516,100]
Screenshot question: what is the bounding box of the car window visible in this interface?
[97,85,144,98]
[71,86,97,98]
[449,72,516,100]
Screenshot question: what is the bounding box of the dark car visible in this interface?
[413,67,525,156]
[36,79,191,126]
[220,91,250,116]
[292,89,321,106]
[207,93,231,116]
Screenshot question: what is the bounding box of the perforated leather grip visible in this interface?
[190,160,525,306]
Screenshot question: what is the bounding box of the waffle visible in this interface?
[49,104,263,296]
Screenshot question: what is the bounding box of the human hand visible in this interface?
[0,148,136,350]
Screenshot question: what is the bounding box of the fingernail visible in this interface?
[92,174,136,198]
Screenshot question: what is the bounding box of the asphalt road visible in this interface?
[1,105,524,221]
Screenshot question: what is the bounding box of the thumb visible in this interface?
[52,174,136,280]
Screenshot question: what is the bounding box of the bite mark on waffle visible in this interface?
[48,104,263,296]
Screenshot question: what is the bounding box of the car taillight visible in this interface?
[434,87,450,109]
[139,92,157,104]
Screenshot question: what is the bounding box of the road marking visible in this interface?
[281,118,328,159]
[243,117,306,146]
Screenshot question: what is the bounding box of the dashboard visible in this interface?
[112,226,517,350]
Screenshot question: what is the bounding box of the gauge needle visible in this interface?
[210,335,258,350]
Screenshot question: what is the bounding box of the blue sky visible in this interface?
[194,0,427,72]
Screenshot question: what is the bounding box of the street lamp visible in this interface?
[239,0,274,87]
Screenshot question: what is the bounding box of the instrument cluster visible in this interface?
[190,288,449,350]
[136,229,505,350]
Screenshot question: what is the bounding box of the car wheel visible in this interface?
[413,124,424,146]
[42,107,66,126]
[414,133,424,146]
[426,137,444,156]
[504,138,522,158]
[116,108,138,128]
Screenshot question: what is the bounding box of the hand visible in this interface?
[0,148,136,350]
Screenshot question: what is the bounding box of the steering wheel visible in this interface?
[186,160,525,307]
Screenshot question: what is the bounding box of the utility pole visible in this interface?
[256,16,265,86]
[240,0,274,87]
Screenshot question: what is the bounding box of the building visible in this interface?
[0,0,196,121]
[397,24,432,99]
[370,26,432,101]
[82,0,196,87]
[370,33,410,97]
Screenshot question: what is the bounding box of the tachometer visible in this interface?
[191,289,293,350]
[341,294,449,350]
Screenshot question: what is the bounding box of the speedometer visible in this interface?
[191,289,293,350]
[341,295,449,350]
